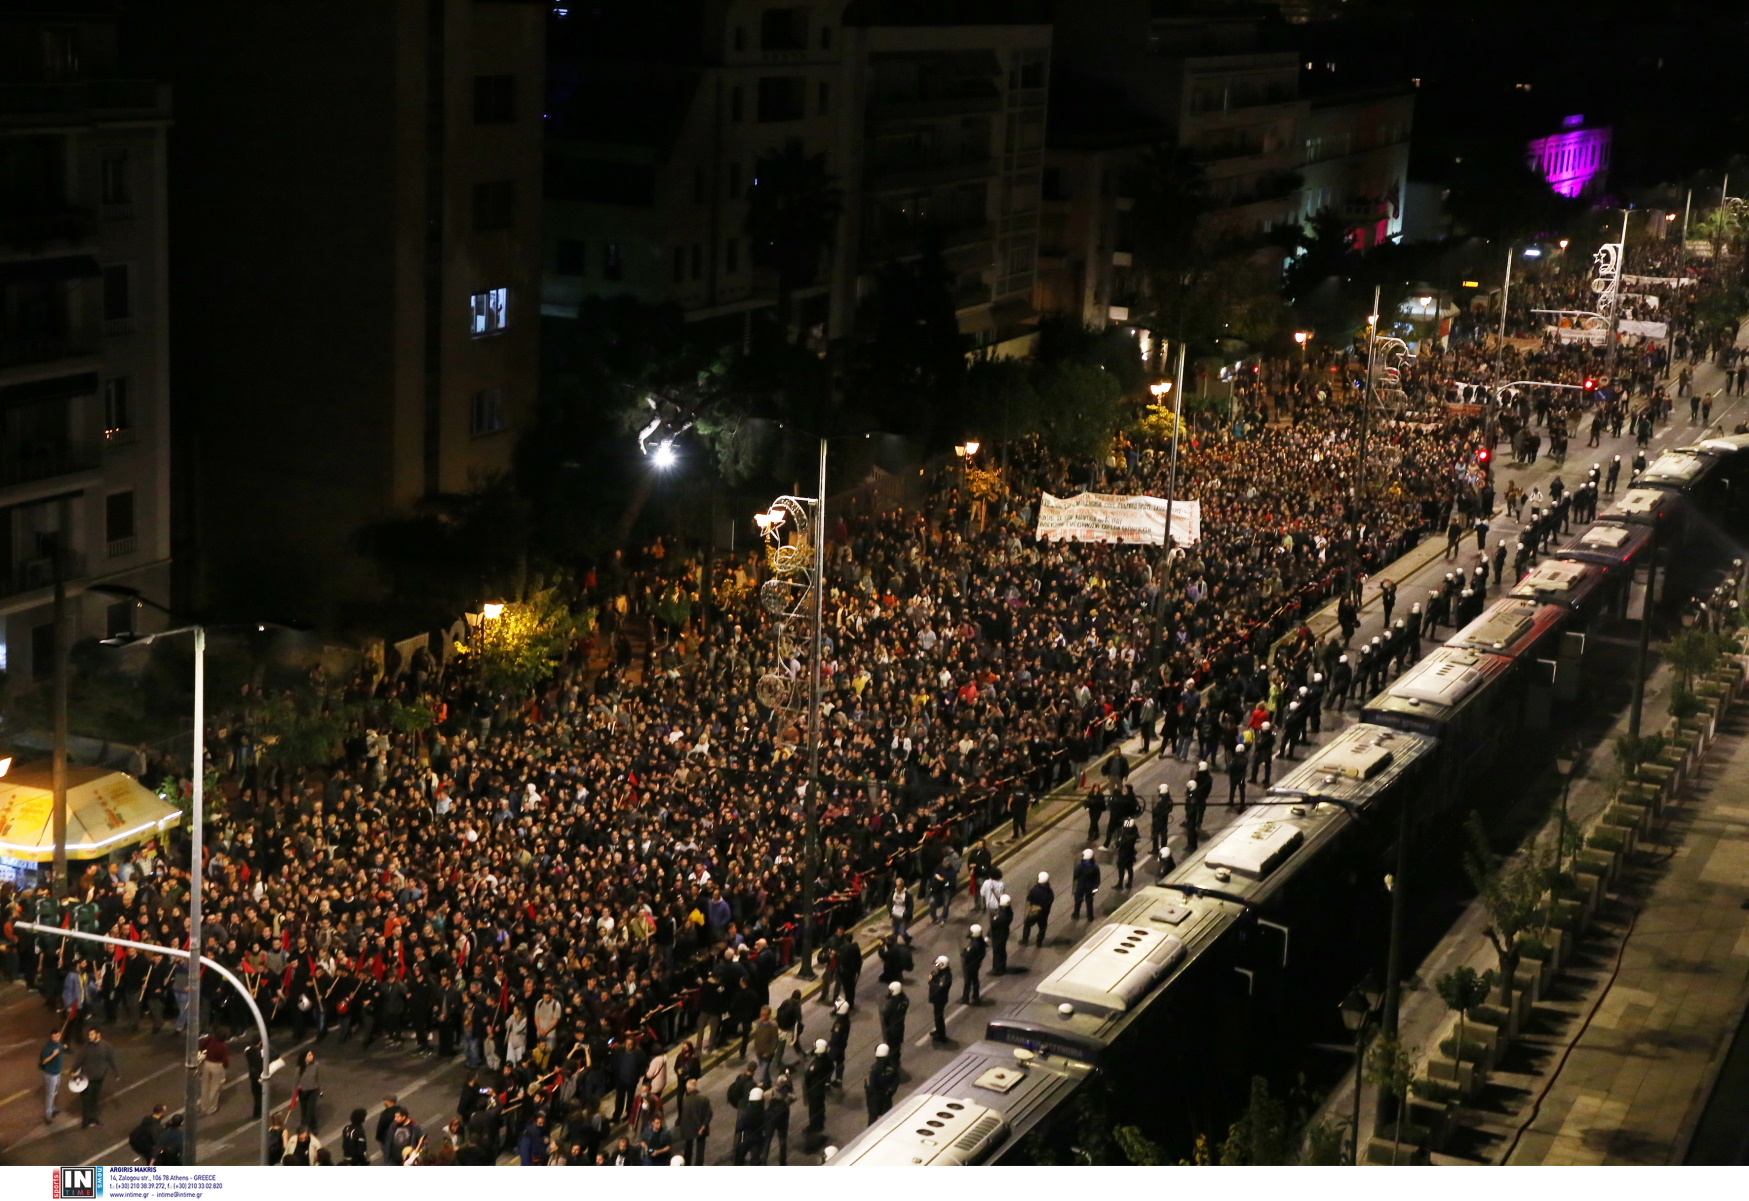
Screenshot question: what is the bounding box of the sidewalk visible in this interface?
[1501,710,1749,1165]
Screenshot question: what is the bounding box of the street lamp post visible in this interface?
[91,587,298,1166]
[1339,973,1384,1165]
[20,922,276,1166]
[1554,746,1582,879]
[1147,346,1187,676]
[954,441,981,537]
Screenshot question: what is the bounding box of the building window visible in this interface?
[100,150,131,208]
[470,388,508,436]
[760,9,805,52]
[41,27,80,81]
[473,74,515,123]
[556,239,586,276]
[105,490,135,556]
[733,26,745,52]
[673,245,686,283]
[757,76,805,123]
[818,81,830,115]
[603,243,624,281]
[472,180,515,231]
[820,25,832,50]
[730,87,743,122]
[105,600,134,639]
[102,263,131,324]
[103,376,132,440]
[728,161,742,198]
[725,237,740,274]
[469,287,508,336]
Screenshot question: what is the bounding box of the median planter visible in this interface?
[1554,897,1588,936]
[1639,762,1674,798]
[1577,850,1617,886]
[1606,802,1651,836]
[1515,954,1552,1003]
[1406,1099,1456,1154]
[1427,1055,1484,1100]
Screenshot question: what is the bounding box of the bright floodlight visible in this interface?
[481,602,505,620]
[1523,247,1543,257]
[652,439,677,469]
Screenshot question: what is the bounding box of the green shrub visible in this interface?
[1438,1035,1489,1063]
[1411,1078,1460,1104]
[1517,934,1549,959]
[1587,828,1626,853]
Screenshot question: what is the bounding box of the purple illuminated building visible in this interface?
[1526,115,1612,199]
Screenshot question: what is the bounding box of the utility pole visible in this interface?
[1682,187,1692,247]
[799,436,827,981]
[50,536,69,899]
[1605,209,1628,383]
[1357,285,1381,515]
[1147,344,1188,675]
[1629,519,1658,739]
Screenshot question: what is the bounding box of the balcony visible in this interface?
[0,329,101,371]
[868,154,992,191]
[107,535,137,558]
[0,206,97,250]
[0,550,87,601]
[0,439,102,490]
[0,80,166,122]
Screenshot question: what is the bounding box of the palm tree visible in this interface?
[745,145,844,341]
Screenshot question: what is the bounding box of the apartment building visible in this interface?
[166,0,546,623]
[1,2,172,683]
[1035,78,1169,331]
[1296,86,1414,248]
[543,1,858,341]
[843,19,1051,355]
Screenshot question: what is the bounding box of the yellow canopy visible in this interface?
[0,764,183,863]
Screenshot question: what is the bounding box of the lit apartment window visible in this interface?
[100,150,131,208]
[470,388,508,436]
[473,180,515,232]
[603,244,624,281]
[473,74,515,123]
[105,490,135,557]
[556,240,586,276]
[469,287,508,336]
[103,376,132,441]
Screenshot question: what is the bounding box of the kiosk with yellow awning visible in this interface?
[0,763,183,864]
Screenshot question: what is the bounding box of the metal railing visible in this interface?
[0,551,88,599]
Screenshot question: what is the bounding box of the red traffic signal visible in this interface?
[1476,447,1491,465]
[1583,378,1597,392]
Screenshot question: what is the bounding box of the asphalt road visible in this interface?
[3,354,1742,1168]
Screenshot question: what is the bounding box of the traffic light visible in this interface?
[1476,447,1492,465]
[1583,378,1597,393]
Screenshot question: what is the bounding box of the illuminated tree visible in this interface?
[459,591,595,697]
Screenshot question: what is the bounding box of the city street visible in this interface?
[9,346,1736,1168]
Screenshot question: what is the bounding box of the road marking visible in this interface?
[0,1086,32,1110]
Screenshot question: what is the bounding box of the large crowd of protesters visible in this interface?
[3,237,1741,1166]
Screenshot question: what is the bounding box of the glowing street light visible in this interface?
[1293,330,1310,344]
[1149,381,1173,397]
[954,441,980,458]
[481,601,505,621]
[651,438,677,469]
